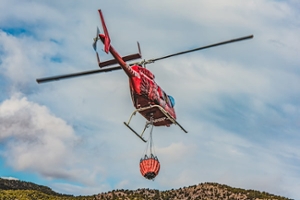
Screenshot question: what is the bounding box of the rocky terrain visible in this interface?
[94,183,290,200]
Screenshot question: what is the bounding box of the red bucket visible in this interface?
[140,154,160,180]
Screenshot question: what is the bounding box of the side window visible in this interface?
[168,95,175,107]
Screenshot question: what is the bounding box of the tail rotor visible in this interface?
[92,27,100,51]
[93,27,101,65]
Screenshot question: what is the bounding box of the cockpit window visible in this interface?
[168,95,175,107]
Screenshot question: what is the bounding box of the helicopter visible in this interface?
[36,9,253,143]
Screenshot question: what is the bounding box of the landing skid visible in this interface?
[123,121,147,143]
[124,105,187,142]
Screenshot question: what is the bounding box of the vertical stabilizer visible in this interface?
[98,9,111,53]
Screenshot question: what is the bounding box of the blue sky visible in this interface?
[0,0,299,198]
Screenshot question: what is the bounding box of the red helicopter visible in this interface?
[37,10,253,143]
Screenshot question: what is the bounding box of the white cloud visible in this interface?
[0,93,79,180]
[1,176,19,180]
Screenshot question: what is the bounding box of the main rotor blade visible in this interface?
[151,35,253,62]
[36,66,122,84]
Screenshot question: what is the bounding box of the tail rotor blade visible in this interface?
[92,41,97,51]
[97,26,100,36]
[96,52,100,65]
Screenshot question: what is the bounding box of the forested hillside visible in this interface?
[0,178,291,200]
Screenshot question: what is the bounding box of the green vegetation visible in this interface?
[0,178,93,200]
[0,190,94,200]
[0,178,60,196]
[93,183,291,200]
[0,178,291,200]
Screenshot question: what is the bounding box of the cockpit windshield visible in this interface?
[168,95,175,107]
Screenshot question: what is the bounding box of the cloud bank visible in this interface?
[0,94,79,180]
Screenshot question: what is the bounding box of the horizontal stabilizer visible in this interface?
[98,42,142,68]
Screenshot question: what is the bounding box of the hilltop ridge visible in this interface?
[0,178,59,195]
[0,178,291,200]
[95,182,290,200]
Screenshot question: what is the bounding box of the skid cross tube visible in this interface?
[124,105,188,142]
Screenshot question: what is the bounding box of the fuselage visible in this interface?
[98,32,176,127]
[129,65,176,126]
